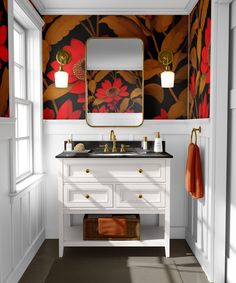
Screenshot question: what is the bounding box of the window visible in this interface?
[14,21,33,182]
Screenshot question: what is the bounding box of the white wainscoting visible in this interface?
[0,122,45,283]
[185,133,213,281]
[43,119,211,251]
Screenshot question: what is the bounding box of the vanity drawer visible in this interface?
[64,184,113,208]
[115,183,166,208]
[63,159,166,182]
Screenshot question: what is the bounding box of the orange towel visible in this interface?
[192,145,204,198]
[185,143,196,193]
[98,218,127,236]
[185,143,204,199]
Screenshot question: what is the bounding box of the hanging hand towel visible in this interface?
[192,145,204,199]
[185,143,196,194]
[185,143,204,199]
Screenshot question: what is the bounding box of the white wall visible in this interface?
[226,1,236,282]
[43,119,210,240]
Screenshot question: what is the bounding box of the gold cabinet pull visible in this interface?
[85,169,90,173]
[85,194,90,199]
[138,194,143,199]
[138,169,143,173]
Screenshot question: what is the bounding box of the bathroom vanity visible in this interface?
[56,142,173,257]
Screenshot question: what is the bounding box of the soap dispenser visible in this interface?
[142,136,148,150]
[154,132,163,153]
[66,139,72,151]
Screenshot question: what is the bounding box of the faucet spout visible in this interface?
[110,130,117,152]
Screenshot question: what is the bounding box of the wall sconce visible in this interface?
[158,50,175,88]
[55,49,71,88]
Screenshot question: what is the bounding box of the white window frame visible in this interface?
[14,21,26,100]
[14,21,33,183]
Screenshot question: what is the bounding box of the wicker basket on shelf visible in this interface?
[83,214,140,240]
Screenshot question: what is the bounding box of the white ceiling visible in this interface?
[31,0,199,15]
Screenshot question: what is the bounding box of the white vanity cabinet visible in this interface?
[57,158,171,257]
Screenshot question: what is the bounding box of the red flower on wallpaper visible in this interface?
[95,78,129,103]
[47,39,85,95]
[190,72,195,98]
[201,18,211,84]
[0,25,8,68]
[43,107,55,119]
[92,105,109,113]
[57,100,82,119]
[198,94,209,118]
[154,109,168,119]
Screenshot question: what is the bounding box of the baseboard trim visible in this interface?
[226,256,236,283]
[185,229,213,282]
[5,229,45,283]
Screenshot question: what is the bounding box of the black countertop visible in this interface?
[55,141,173,159]
[56,151,173,159]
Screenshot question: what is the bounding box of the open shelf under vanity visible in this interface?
[64,225,165,247]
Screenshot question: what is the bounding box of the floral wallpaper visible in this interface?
[0,0,9,117]
[87,70,142,113]
[43,15,188,120]
[189,0,211,119]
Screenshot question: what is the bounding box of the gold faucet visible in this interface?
[110,130,117,152]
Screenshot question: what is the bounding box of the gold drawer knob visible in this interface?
[85,194,90,199]
[138,169,143,173]
[138,194,143,199]
[85,169,90,173]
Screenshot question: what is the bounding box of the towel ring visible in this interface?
[191,126,201,145]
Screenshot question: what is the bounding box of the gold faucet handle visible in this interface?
[99,144,109,152]
[120,144,130,153]
[120,144,126,153]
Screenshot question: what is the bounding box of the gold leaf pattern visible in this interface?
[43,84,72,102]
[144,59,162,80]
[153,16,173,33]
[45,16,90,45]
[120,98,130,112]
[168,101,185,119]
[118,71,136,84]
[131,88,142,99]
[94,71,110,82]
[88,80,96,94]
[144,84,164,103]
[161,17,188,52]
[99,16,148,47]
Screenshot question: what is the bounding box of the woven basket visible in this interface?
[83,214,140,240]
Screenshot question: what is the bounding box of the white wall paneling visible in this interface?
[185,133,212,280]
[226,1,236,282]
[0,125,45,283]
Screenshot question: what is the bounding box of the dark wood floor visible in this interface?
[19,240,209,283]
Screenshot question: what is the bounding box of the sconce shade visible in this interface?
[161,70,175,88]
[55,70,69,88]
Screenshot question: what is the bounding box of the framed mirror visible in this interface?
[86,38,144,127]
